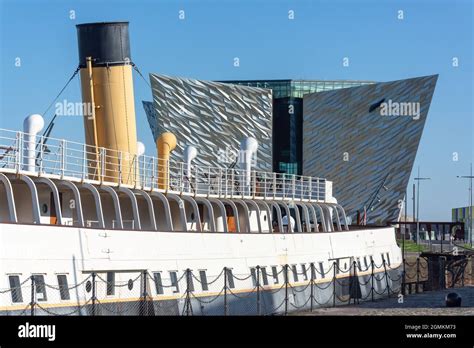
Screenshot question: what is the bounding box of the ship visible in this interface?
[0,22,402,316]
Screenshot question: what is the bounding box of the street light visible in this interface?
[414,166,431,244]
[457,162,473,247]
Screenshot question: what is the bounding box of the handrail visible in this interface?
[0,128,328,202]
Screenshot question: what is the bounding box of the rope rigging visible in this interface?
[31,60,147,162]
[41,66,81,121]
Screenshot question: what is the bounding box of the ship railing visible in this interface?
[0,128,327,202]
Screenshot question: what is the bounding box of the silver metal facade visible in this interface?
[146,74,273,171]
[303,75,438,223]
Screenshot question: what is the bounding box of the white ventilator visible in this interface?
[184,145,198,191]
[134,141,146,185]
[23,114,44,171]
[239,137,258,195]
[136,141,145,157]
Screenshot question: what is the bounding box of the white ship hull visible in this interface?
[0,222,402,315]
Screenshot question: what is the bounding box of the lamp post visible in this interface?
[457,162,473,247]
[414,167,431,244]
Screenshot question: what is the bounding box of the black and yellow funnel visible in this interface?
[76,22,138,184]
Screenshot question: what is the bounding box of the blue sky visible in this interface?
[0,0,472,221]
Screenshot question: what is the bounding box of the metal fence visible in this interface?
[401,255,473,293]
[1,259,405,316]
[0,128,326,201]
[2,256,469,316]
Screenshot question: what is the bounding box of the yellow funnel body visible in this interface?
[80,64,138,184]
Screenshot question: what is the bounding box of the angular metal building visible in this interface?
[220,79,375,174]
[302,75,438,223]
[144,74,438,224]
[145,74,273,171]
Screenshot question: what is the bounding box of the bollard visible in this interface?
[445,292,461,307]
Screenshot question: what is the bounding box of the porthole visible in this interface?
[190,212,195,221]
[128,279,133,290]
[85,281,92,293]
[42,204,48,214]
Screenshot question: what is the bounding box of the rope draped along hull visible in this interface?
[0,223,402,315]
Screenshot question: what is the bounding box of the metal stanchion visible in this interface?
[416,257,420,293]
[30,275,35,316]
[256,266,261,316]
[224,267,228,316]
[383,258,391,297]
[371,260,375,302]
[402,259,406,296]
[284,264,289,315]
[185,268,193,316]
[310,263,315,312]
[92,272,96,316]
[333,262,337,307]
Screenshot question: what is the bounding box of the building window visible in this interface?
[364,256,368,269]
[357,258,362,271]
[301,264,308,281]
[153,272,164,295]
[261,267,269,286]
[199,271,208,291]
[271,266,279,284]
[34,275,47,302]
[279,162,298,175]
[250,268,257,287]
[291,265,298,282]
[8,275,23,303]
[169,271,179,293]
[386,253,391,266]
[319,262,325,278]
[226,269,235,289]
[106,272,115,296]
[57,275,70,300]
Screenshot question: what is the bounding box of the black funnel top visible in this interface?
[76,22,131,68]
